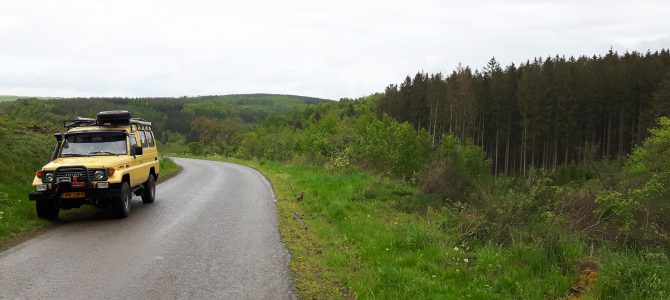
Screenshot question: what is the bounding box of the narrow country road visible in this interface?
[0,158,294,299]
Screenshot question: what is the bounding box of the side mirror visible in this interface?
[51,133,62,160]
[133,146,143,156]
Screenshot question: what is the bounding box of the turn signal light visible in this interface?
[107,167,115,176]
[35,170,43,177]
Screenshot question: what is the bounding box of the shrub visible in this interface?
[419,134,490,203]
[187,142,203,155]
[349,114,432,178]
[595,117,670,245]
[298,116,340,162]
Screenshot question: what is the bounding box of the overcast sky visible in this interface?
[0,0,668,99]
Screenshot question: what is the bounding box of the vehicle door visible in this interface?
[128,131,144,187]
[141,130,159,173]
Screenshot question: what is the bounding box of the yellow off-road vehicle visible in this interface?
[29,111,159,220]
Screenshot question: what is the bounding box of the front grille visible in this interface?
[56,167,89,182]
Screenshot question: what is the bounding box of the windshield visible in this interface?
[60,133,127,157]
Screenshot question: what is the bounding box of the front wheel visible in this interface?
[112,182,131,218]
[36,199,59,220]
[141,175,156,203]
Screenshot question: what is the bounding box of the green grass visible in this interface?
[187,155,670,299]
[159,156,181,179]
[0,117,54,240]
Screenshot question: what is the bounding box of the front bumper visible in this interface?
[29,185,120,209]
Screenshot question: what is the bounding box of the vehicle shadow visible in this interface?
[54,197,151,223]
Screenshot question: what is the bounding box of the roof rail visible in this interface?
[130,118,152,129]
[63,114,152,129]
[63,117,97,128]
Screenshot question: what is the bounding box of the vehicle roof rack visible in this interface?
[63,111,152,129]
[63,117,97,128]
[130,118,152,130]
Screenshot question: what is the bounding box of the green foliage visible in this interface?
[299,116,340,161]
[595,117,670,244]
[377,51,670,175]
[596,251,670,299]
[0,94,330,144]
[158,156,180,178]
[238,128,299,161]
[0,117,54,239]
[420,134,491,202]
[187,142,204,155]
[550,164,592,185]
[190,116,244,155]
[348,113,432,177]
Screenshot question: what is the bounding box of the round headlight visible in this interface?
[94,169,106,180]
[44,172,54,183]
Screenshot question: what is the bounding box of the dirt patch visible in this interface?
[569,259,600,299]
[24,125,51,134]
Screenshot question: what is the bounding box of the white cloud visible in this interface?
[0,0,668,99]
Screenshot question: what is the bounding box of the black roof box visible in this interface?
[97,110,131,125]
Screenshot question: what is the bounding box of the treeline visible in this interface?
[0,94,330,144]
[378,50,670,175]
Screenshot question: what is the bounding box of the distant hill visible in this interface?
[0,93,333,140]
[0,95,60,102]
[0,96,19,102]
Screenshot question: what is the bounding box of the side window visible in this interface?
[139,131,147,146]
[129,133,137,152]
[146,131,155,147]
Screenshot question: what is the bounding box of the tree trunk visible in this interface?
[494,124,499,176]
[505,123,511,176]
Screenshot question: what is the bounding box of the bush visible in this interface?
[595,117,670,246]
[187,142,203,155]
[419,134,490,202]
[349,114,432,178]
[298,116,340,161]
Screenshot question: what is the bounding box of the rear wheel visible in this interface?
[112,182,131,218]
[141,175,156,203]
[36,199,59,220]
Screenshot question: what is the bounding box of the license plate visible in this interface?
[63,192,85,199]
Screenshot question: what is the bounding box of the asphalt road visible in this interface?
[0,158,295,299]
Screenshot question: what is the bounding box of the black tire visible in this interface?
[112,182,131,218]
[36,199,59,220]
[141,175,156,203]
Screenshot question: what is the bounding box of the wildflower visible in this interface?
[453,246,459,251]
[456,269,460,272]
[463,258,469,264]
[385,248,389,251]
[431,275,436,278]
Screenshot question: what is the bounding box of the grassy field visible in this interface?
[0,95,59,102]
[186,155,670,299]
[0,96,19,102]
